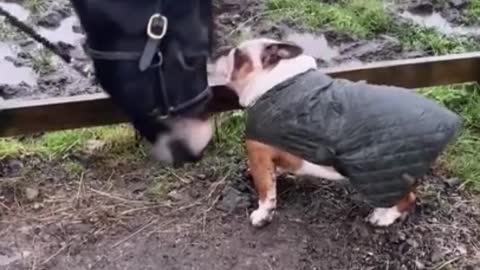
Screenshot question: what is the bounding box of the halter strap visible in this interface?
[83,0,211,119]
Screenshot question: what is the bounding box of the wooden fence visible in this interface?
[1,52,480,137]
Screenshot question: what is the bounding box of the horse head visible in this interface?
[70,0,240,166]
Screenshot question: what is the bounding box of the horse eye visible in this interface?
[180,54,202,70]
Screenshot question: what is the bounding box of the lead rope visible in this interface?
[0,5,89,78]
[0,5,146,142]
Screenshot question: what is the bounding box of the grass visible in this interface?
[266,0,392,38]
[24,0,48,14]
[0,124,142,160]
[418,84,480,188]
[466,0,480,24]
[31,49,56,75]
[266,0,479,54]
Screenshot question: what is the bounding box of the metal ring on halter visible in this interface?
[147,14,168,40]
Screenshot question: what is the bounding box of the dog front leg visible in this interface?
[246,141,277,227]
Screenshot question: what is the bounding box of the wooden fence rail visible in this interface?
[1,52,480,137]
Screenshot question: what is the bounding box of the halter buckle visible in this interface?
[147,14,168,40]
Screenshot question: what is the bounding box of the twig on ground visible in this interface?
[0,176,22,184]
[173,169,231,215]
[105,170,116,192]
[41,243,70,265]
[431,256,463,270]
[119,203,173,216]
[74,172,85,207]
[89,188,148,204]
[202,194,222,231]
[0,201,12,211]
[169,170,192,184]
[111,218,158,248]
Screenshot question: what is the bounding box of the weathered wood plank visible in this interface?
[1,52,480,137]
[1,94,127,137]
[323,51,480,88]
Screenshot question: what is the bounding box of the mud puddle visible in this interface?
[0,2,29,21]
[0,42,37,86]
[400,10,480,36]
[285,32,339,62]
[38,15,84,46]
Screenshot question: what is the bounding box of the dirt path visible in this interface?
[1,153,479,270]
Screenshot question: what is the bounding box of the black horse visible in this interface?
[70,0,240,166]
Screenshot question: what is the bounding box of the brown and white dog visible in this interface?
[213,38,417,228]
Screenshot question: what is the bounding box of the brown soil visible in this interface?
[1,148,479,270]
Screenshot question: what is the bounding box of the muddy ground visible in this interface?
[1,150,480,270]
[1,0,480,100]
[1,0,480,269]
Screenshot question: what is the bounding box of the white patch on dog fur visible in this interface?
[239,55,317,107]
[214,38,318,108]
[151,117,213,164]
[295,160,346,181]
[250,179,277,227]
[368,206,403,226]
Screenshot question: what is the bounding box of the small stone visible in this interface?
[415,260,425,269]
[25,187,39,201]
[407,239,420,249]
[32,202,43,210]
[456,245,467,255]
[167,190,183,201]
[443,177,461,187]
[217,185,251,213]
[431,249,444,262]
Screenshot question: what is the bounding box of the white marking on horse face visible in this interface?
[151,134,174,164]
[173,117,213,156]
[368,206,403,226]
[150,117,213,165]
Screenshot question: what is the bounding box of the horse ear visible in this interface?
[261,42,303,68]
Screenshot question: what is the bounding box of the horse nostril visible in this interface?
[169,139,204,166]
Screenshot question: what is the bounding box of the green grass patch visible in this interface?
[266,0,392,38]
[212,112,246,152]
[393,24,479,55]
[418,83,480,188]
[31,49,55,75]
[24,0,48,14]
[466,0,480,24]
[265,0,480,55]
[0,124,141,160]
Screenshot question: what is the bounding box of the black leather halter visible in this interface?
[83,1,211,120]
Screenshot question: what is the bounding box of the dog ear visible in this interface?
[261,42,303,68]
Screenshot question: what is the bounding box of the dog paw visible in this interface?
[250,208,274,227]
[367,207,402,227]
